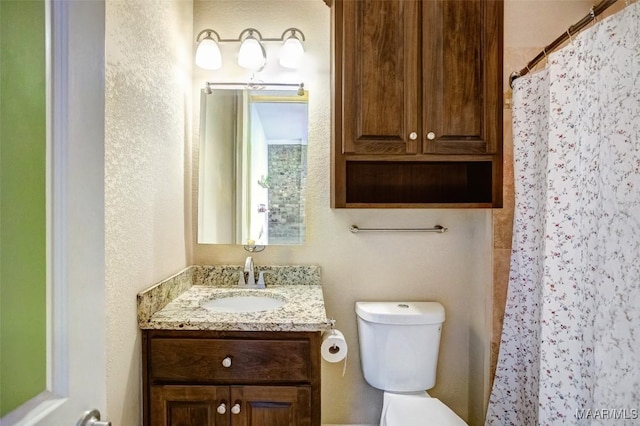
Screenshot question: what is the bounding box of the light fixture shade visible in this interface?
[279,36,304,69]
[195,37,222,70]
[237,36,266,71]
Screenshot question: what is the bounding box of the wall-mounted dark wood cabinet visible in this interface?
[331,0,503,208]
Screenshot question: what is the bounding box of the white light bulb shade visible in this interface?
[237,36,266,71]
[195,37,222,70]
[279,36,304,69]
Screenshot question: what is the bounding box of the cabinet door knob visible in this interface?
[426,132,436,140]
[409,132,418,140]
[221,356,232,368]
[231,403,241,414]
[216,403,227,415]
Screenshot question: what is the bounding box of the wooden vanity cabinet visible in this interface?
[331,0,503,207]
[142,329,321,426]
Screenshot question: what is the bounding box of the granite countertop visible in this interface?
[143,284,326,332]
[137,265,328,332]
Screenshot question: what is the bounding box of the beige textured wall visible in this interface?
[191,1,492,425]
[104,1,193,424]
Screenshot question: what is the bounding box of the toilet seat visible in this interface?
[381,392,467,426]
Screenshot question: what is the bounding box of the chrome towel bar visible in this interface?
[349,225,448,234]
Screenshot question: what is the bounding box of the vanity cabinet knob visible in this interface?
[409,132,418,141]
[231,403,241,415]
[217,403,227,415]
[426,131,436,140]
[222,356,232,368]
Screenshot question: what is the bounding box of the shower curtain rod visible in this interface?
[510,0,620,88]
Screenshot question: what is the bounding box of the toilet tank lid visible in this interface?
[355,302,445,325]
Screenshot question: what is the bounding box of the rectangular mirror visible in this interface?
[198,88,308,245]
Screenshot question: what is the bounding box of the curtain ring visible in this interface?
[509,71,521,89]
[542,48,547,59]
[566,29,574,43]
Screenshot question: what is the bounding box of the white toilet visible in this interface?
[355,301,467,426]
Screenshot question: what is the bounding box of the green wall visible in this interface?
[0,0,47,416]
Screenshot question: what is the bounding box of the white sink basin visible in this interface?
[200,292,286,313]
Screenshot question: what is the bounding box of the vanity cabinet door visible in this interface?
[230,386,312,426]
[150,385,230,426]
[149,385,311,426]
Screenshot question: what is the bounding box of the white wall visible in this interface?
[104,1,193,424]
[191,1,493,424]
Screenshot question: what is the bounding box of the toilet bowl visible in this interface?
[355,301,467,426]
[381,392,467,426]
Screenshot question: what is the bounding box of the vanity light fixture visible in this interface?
[279,28,305,69]
[195,27,306,71]
[237,29,267,71]
[195,30,223,70]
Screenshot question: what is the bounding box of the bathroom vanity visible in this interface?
[138,265,326,426]
[143,329,320,425]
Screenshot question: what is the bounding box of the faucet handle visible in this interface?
[237,270,246,287]
[257,271,268,289]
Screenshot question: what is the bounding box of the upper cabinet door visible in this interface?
[422,0,502,154]
[340,0,420,155]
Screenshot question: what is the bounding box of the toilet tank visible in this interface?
[355,301,445,392]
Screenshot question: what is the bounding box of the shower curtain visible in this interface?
[486,3,640,425]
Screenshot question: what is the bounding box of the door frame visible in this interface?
[0,0,106,424]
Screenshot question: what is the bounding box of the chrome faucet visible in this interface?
[244,256,256,287]
[237,256,266,289]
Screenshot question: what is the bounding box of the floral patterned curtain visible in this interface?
[486,3,640,425]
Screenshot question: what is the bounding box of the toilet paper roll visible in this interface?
[321,329,348,363]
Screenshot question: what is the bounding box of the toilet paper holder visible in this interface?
[322,317,348,374]
[326,318,336,331]
[325,318,340,353]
